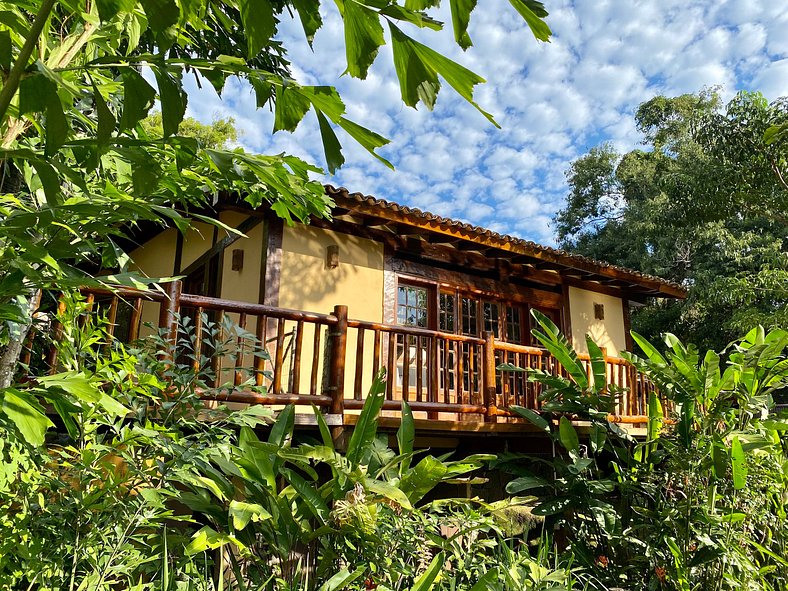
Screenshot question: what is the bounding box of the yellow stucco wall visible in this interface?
[219,211,264,302]
[568,286,627,357]
[278,225,385,398]
[129,228,177,335]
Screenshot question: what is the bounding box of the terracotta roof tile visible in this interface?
[324,184,686,298]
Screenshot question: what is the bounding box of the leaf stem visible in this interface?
[0,0,58,125]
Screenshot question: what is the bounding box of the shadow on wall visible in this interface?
[278,230,383,316]
[575,311,618,356]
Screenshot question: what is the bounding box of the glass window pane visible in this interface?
[397,285,430,328]
[461,297,478,336]
[398,287,408,305]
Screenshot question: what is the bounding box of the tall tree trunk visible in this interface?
[0,290,41,388]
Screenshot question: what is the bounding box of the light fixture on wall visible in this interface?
[231,248,244,271]
[594,303,605,320]
[326,244,339,269]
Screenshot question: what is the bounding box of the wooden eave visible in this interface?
[325,188,686,300]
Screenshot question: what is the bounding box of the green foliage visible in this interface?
[500,309,788,591]
[0,299,578,590]
[0,0,551,385]
[555,90,788,352]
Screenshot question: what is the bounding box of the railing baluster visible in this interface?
[212,309,225,388]
[456,341,464,405]
[292,320,304,393]
[402,334,410,402]
[354,327,365,400]
[234,312,247,386]
[429,337,439,403]
[442,338,450,405]
[254,315,267,387]
[192,306,204,372]
[310,324,321,396]
[415,335,423,403]
[372,329,381,378]
[128,297,143,342]
[387,331,396,400]
[273,318,286,394]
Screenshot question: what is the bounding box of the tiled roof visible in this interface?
[324,184,686,298]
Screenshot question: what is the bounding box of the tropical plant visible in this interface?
[1,300,517,590]
[500,309,788,590]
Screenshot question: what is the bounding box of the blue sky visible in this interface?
[184,0,788,246]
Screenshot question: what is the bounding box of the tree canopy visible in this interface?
[556,90,788,351]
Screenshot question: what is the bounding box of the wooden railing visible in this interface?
[31,281,656,426]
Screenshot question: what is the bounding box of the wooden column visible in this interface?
[483,331,498,423]
[327,305,348,416]
[157,280,182,362]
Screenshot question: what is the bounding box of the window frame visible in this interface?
[394,275,560,344]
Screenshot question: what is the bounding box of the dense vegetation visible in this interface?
[555,90,788,352]
[2,303,787,590]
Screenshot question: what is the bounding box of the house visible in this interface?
[93,185,685,438]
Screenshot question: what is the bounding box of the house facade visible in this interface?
[118,185,685,432]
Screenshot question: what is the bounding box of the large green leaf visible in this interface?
[410,552,444,591]
[400,455,448,504]
[558,416,579,456]
[731,436,747,490]
[153,66,187,138]
[346,370,387,467]
[315,110,345,174]
[292,0,322,46]
[318,567,366,591]
[509,405,550,433]
[343,0,385,79]
[586,335,607,393]
[389,23,496,126]
[229,500,272,530]
[281,467,330,522]
[274,84,312,133]
[1,388,54,446]
[449,0,476,49]
[239,0,274,58]
[119,69,156,131]
[336,117,392,168]
[508,0,552,42]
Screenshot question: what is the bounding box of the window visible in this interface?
[397,284,429,327]
[482,301,501,337]
[439,292,455,332]
[460,296,478,336]
[506,305,524,344]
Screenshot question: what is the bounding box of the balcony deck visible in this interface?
[32,282,658,435]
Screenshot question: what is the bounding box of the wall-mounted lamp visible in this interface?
[594,303,605,320]
[326,244,339,269]
[231,248,244,271]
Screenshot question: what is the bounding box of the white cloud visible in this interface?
[184,0,788,247]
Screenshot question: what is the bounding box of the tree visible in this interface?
[0,0,552,386]
[141,112,239,149]
[555,90,788,351]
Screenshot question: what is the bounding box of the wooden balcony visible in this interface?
[34,281,658,433]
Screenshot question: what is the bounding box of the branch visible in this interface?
[0,0,58,124]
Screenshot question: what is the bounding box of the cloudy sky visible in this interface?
[184,0,788,245]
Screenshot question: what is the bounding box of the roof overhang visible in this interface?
[324,185,687,300]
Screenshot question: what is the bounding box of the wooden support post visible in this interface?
[483,331,498,423]
[157,280,182,362]
[327,305,348,416]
